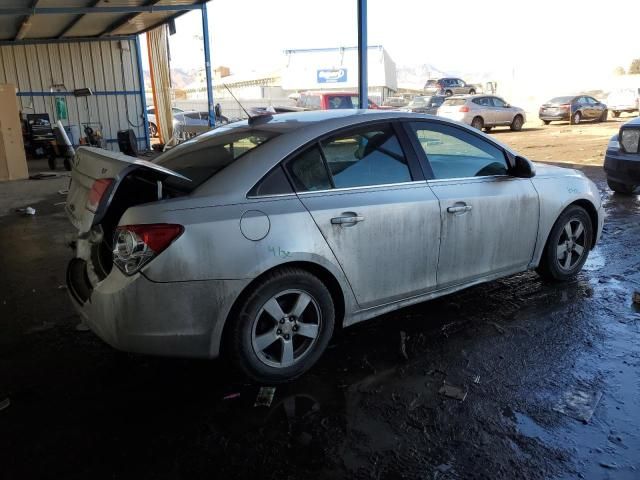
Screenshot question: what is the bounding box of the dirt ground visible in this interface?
[1,121,639,479]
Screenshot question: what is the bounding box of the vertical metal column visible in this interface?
[201,2,215,127]
[357,0,368,109]
[135,35,150,149]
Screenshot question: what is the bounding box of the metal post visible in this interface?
[201,3,215,127]
[135,35,151,150]
[357,0,367,109]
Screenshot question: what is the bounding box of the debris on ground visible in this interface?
[223,392,241,401]
[599,462,618,470]
[399,330,408,360]
[75,321,90,332]
[0,397,10,411]
[29,172,60,180]
[15,207,36,216]
[53,201,66,206]
[58,189,69,195]
[57,284,67,290]
[435,463,452,473]
[473,375,481,384]
[553,387,603,423]
[254,387,276,407]
[633,291,640,305]
[439,382,468,401]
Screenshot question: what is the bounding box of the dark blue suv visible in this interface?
[604,116,640,194]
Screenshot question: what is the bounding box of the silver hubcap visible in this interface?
[574,113,580,123]
[251,289,321,368]
[556,219,586,271]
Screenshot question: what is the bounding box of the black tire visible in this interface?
[469,89,476,95]
[471,116,484,130]
[542,120,551,125]
[571,111,581,125]
[47,156,57,170]
[445,90,453,96]
[536,205,593,282]
[483,126,493,132]
[510,115,524,131]
[149,122,158,137]
[598,110,608,122]
[228,267,335,384]
[607,179,636,195]
[613,111,620,118]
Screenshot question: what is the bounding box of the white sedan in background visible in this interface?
[438,95,526,132]
[146,107,208,137]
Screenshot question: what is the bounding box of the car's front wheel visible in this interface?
[536,205,593,282]
[228,267,335,384]
[542,120,551,125]
[571,111,581,125]
[608,179,636,194]
[612,111,620,118]
[510,115,524,131]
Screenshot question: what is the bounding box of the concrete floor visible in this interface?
[1,158,639,479]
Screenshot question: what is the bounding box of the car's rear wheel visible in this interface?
[471,116,484,130]
[469,89,476,95]
[607,179,636,195]
[542,120,551,125]
[445,90,453,96]
[510,115,524,131]
[571,111,581,125]
[536,205,593,282]
[613,111,620,118]
[228,267,335,384]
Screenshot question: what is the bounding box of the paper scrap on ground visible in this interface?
[254,387,276,407]
[553,388,602,423]
[439,383,467,401]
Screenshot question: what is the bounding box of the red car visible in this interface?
[296,91,380,110]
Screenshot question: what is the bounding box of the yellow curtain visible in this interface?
[146,25,173,144]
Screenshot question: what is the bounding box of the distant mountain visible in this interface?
[143,67,203,90]
[396,64,452,90]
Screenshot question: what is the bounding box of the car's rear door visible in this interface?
[404,121,539,287]
[285,122,441,308]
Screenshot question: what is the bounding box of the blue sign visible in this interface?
[317,68,347,83]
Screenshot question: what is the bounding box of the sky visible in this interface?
[142,0,640,88]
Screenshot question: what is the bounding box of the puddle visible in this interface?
[583,248,606,271]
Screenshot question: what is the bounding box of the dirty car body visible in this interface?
[65,110,604,382]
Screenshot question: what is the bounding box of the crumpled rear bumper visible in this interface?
[67,261,249,359]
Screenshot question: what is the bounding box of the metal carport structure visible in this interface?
[0,0,370,149]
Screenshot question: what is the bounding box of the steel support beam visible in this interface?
[0,5,202,15]
[201,3,215,127]
[0,35,135,46]
[56,0,101,38]
[99,0,160,37]
[135,35,151,150]
[357,0,368,109]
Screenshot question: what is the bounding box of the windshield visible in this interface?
[409,96,430,107]
[548,96,574,104]
[154,128,279,192]
[442,98,467,106]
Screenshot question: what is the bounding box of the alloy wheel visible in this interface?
[556,219,587,271]
[251,289,322,368]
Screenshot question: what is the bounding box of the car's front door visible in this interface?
[405,121,540,287]
[285,123,441,308]
[489,96,512,125]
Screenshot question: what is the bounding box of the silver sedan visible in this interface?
[65,110,603,383]
[437,95,527,132]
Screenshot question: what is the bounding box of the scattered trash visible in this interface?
[30,172,59,180]
[75,321,90,332]
[399,330,408,360]
[57,284,67,290]
[473,375,481,384]
[0,397,10,411]
[553,387,602,423]
[633,291,640,305]
[599,461,618,470]
[435,463,452,473]
[439,382,467,401]
[57,189,69,195]
[15,206,36,216]
[254,386,276,407]
[223,392,241,401]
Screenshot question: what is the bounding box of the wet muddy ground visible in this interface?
[1,153,639,479]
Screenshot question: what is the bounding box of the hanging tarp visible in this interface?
[146,24,173,145]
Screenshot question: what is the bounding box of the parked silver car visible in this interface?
[424,78,477,96]
[65,110,603,383]
[438,95,527,131]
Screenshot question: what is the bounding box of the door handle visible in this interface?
[331,213,365,225]
[447,205,473,213]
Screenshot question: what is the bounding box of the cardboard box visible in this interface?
[0,84,28,181]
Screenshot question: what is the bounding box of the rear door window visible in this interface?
[285,146,332,192]
[320,125,412,188]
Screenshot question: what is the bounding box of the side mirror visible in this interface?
[512,155,535,178]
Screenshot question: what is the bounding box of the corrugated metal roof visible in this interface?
[0,0,205,43]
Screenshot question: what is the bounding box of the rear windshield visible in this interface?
[425,80,438,86]
[548,96,574,104]
[154,128,279,192]
[442,98,467,106]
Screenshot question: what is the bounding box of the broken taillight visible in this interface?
[86,178,114,213]
[113,224,184,275]
[459,106,470,112]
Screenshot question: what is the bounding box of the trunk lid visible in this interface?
[65,147,189,233]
